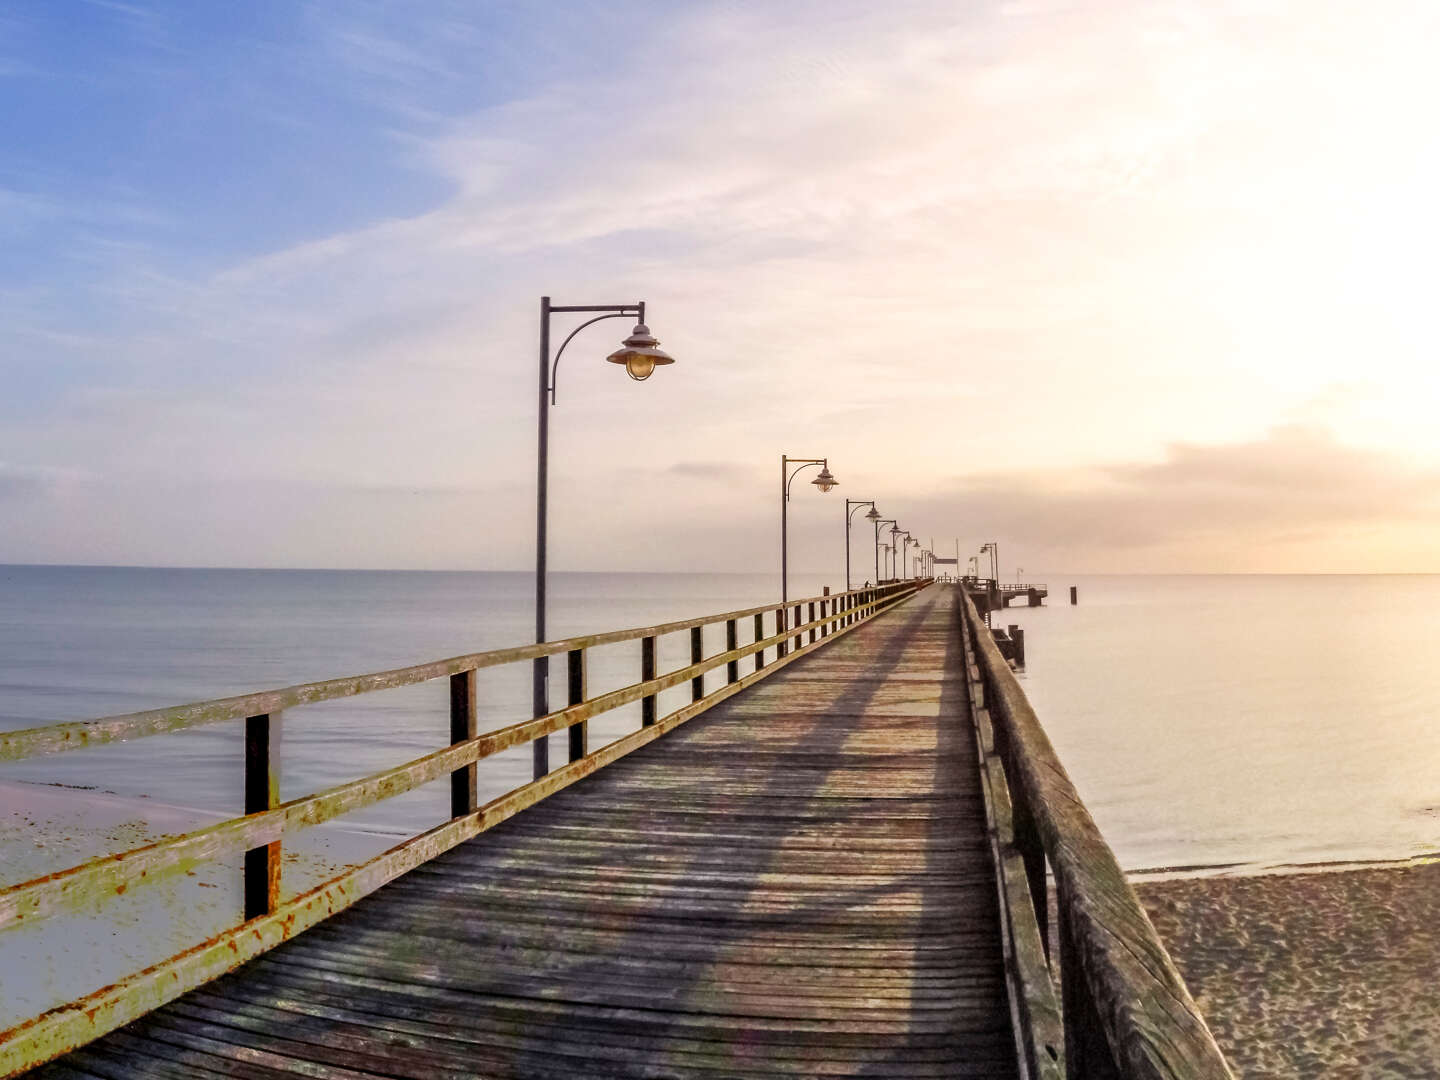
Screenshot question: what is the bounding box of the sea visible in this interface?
[4,566,1440,875]
[4,565,1440,1028]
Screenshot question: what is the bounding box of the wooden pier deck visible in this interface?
[30,587,1015,1079]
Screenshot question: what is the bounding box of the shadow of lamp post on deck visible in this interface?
[781,455,838,605]
[533,296,675,780]
[845,500,881,590]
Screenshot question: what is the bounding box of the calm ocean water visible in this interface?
[0,566,840,838]
[4,566,1439,872]
[1001,574,1440,873]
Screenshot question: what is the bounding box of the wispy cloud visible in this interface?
[5,1,1440,571]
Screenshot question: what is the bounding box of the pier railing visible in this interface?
[0,579,927,1077]
[957,589,1233,1080]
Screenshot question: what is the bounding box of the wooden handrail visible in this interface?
[958,589,1233,1080]
[0,580,930,1077]
[0,581,890,763]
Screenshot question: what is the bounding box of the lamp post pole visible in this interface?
[535,297,674,780]
[980,541,998,585]
[780,455,837,604]
[874,518,896,582]
[845,500,879,590]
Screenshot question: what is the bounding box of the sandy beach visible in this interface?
[0,779,396,1030]
[1136,861,1440,1078]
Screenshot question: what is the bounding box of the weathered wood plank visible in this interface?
[5,588,932,1076]
[22,583,1025,1079]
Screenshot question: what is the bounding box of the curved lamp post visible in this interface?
[980,541,998,585]
[845,500,880,590]
[874,518,897,581]
[781,456,837,604]
[534,296,675,779]
[891,525,908,580]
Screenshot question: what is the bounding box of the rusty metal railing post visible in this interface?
[641,636,657,726]
[567,648,587,761]
[243,712,282,920]
[449,672,477,817]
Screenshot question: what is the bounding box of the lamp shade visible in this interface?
[811,465,837,493]
[865,506,880,521]
[606,323,674,382]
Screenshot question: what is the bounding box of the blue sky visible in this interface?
[4,1,1440,573]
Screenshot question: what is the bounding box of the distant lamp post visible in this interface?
[534,296,675,780]
[873,518,896,583]
[781,455,838,603]
[980,541,998,584]
[845,500,880,590]
[891,526,908,580]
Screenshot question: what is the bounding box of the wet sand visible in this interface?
[1136,861,1440,1078]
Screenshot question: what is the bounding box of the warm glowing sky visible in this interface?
[4,0,1440,575]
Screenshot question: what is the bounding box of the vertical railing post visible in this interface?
[243,712,282,920]
[776,608,788,658]
[808,601,817,643]
[726,618,739,683]
[449,671,477,818]
[821,587,830,637]
[992,676,1048,956]
[690,625,704,701]
[793,603,802,651]
[567,648,587,761]
[754,613,766,671]
[641,635,657,726]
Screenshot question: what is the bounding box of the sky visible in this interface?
[3,0,1440,575]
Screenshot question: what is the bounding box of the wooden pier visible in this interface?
[2,582,1232,1079]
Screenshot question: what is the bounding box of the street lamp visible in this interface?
[872,518,896,583]
[534,296,675,780]
[891,526,909,580]
[881,527,904,584]
[845,500,880,590]
[781,455,838,604]
[980,541,999,585]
